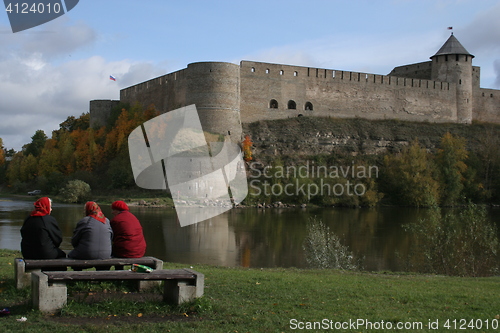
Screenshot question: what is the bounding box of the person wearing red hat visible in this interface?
[110,201,146,258]
[21,197,66,259]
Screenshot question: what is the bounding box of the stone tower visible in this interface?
[431,34,474,123]
[185,62,242,140]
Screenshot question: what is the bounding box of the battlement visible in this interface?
[240,61,453,92]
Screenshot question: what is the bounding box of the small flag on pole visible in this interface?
[109,75,116,81]
[447,27,453,30]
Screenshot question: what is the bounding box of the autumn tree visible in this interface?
[104,109,140,156]
[242,135,253,161]
[57,131,75,175]
[6,152,22,184]
[474,126,500,201]
[37,139,61,178]
[436,132,468,206]
[19,154,38,182]
[58,113,90,132]
[24,130,47,158]
[382,139,440,206]
[71,128,103,172]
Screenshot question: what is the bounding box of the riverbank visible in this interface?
[1,249,499,332]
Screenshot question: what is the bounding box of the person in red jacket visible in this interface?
[110,201,146,258]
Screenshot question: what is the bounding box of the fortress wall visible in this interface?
[240,61,457,124]
[388,61,432,80]
[473,88,500,123]
[120,69,188,113]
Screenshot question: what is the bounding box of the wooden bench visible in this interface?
[15,257,163,289]
[31,269,204,313]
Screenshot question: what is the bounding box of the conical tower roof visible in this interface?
[431,34,474,59]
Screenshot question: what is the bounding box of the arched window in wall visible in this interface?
[279,70,284,75]
[294,71,298,77]
[251,67,255,72]
[269,99,278,109]
[288,100,297,110]
[305,102,313,111]
[266,68,270,74]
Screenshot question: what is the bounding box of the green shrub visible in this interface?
[59,179,91,203]
[403,204,499,277]
[303,217,360,270]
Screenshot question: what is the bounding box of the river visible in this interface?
[1,198,499,271]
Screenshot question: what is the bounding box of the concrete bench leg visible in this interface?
[15,258,39,289]
[163,280,196,304]
[31,271,67,314]
[163,270,204,304]
[185,269,204,298]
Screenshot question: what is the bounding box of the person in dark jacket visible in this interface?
[110,201,146,258]
[68,202,113,260]
[21,197,66,259]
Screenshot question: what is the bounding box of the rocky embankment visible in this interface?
[242,117,500,158]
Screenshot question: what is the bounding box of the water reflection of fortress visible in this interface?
[161,213,240,266]
[91,34,500,143]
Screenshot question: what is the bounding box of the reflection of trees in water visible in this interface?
[402,205,499,277]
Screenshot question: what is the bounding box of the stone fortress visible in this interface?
[90,34,500,141]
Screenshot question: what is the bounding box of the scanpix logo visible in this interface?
[4,0,79,33]
[128,105,248,227]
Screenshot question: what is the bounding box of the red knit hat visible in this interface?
[111,200,129,211]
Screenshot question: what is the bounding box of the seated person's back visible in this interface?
[21,197,66,259]
[68,202,113,260]
[110,201,146,258]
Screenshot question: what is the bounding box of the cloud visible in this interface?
[0,18,96,62]
[455,3,500,88]
[0,19,167,150]
[241,31,442,76]
[457,3,500,56]
[494,60,500,89]
[0,56,167,150]
[21,20,97,59]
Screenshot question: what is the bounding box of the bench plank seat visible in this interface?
[32,269,204,313]
[15,257,163,289]
[45,269,196,281]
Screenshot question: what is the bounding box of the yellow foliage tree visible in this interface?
[383,139,440,206]
[37,139,60,177]
[437,132,468,205]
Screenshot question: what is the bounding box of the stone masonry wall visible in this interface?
[474,88,500,123]
[120,68,189,113]
[239,61,458,125]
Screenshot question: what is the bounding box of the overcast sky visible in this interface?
[1,0,499,151]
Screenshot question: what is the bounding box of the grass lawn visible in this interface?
[1,249,499,332]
